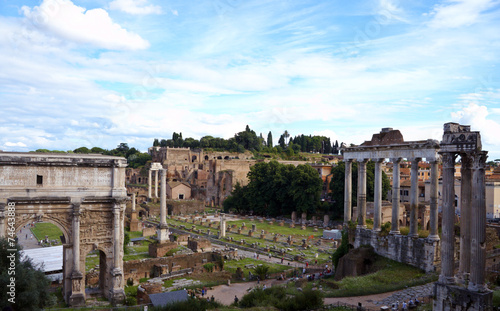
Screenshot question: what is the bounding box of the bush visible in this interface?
[125,296,137,306]
[254,265,270,280]
[203,263,215,273]
[238,286,323,311]
[332,230,349,269]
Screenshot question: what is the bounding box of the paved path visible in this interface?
[17,225,41,249]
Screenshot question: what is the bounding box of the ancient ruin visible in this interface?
[0,152,128,306]
[342,123,492,310]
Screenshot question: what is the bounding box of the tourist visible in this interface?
[281,257,284,264]
[201,288,205,297]
[402,301,407,310]
[210,295,214,302]
[234,295,239,304]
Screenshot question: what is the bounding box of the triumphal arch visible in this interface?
[0,152,128,306]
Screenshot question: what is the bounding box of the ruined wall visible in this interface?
[166,199,204,215]
[123,251,235,282]
[354,228,440,272]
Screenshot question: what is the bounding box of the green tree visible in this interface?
[267,131,273,148]
[153,138,160,146]
[0,238,54,310]
[329,161,391,219]
[73,147,90,153]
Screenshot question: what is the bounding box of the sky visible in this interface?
[0,0,499,159]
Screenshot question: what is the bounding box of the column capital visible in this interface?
[441,152,457,169]
[344,159,353,163]
[472,151,488,170]
[391,157,402,163]
[411,157,422,163]
[372,158,384,163]
[356,158,368,163]
[460,153,473,169]
[72,203,82,217]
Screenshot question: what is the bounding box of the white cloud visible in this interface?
[451,103,500,148]
[22,0,149,50]
[4,142,27,148]
[109,0,162,15]
[428,0,497,28]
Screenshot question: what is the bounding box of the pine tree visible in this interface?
[267,131,273,148]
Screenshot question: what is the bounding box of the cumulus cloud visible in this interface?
[22,0,150,50]
[427,0,496,28]
[451,103,500,147]
[109,0,162,15]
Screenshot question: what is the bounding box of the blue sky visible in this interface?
[0,0,499,158]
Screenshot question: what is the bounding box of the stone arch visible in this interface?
[82,244,113,300]
[192,155,197,162]
[16,215,71,244]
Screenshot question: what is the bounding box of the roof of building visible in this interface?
[21,245,63,273]
[167,181,191,189]
[149,290,189,307]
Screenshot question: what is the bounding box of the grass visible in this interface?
[493,290,500,307]
[224,258,290,279]
[85,253,100,272]
[129,231,143,239]
[317,256,438,298]
[31,222,64,244]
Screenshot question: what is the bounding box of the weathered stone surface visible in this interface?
[334,246,376,281]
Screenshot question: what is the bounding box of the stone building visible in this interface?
[0,152,128,306]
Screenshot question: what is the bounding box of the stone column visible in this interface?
[458,153,472,284]
[154,169,159,198]
[469,151,488,292]
[111,201,125,304]
[409,158,421,238]
[219,214,226,238]
[373,159,383,231]
[428,159,440,241]
[131,193,136,212]
[357,159,368,228]
[69,202,84,306]
[158,169,169,243]
[390,158,401,234]
[148,169,152,199]
[439,152,456,284]
[344,160,352,224]
[112,204,122,270]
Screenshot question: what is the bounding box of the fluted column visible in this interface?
[439,152,456,284]
[154,170,159,198]
[357,159,368,228]
[158,169,169,243]
[469,151,488,292]
[373,159,383,231]
[148,169,152,199]
[390,158,401,234]
[409,158,421,238]
[458,154,472,284]
[344,160,352,224]
[112,203,122,270]
[428,159,440,241]
[72,203,82,275]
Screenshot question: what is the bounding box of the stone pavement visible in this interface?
[17,225,41,250]
[373,283,434,307]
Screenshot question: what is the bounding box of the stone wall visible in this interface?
[167,199,204,215]
[187,237,212,252]
[123,251,236,283]
[354,228,440,272]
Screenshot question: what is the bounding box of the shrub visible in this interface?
[125,296,137,306]
[332,230,349,269]
[254,265,270,280]
[149,297,222,311]
[203,263,215,273]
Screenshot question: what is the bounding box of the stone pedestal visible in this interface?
[148,242,177,257]
[433,283,492,311]
[289,223,295,228]
[130,211,140,232]
[248,230,253,237]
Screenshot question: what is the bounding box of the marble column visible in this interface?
[131,193,136,212]
[111,202,125,305]
[428,159,440,241]
[373,159,383,231]
[344,160,352,224]
[148,169,152,199]
[158,169,169,243]
[154,170,159,198]
[458,153,472,284]
[219,214,226,238]
[357,159,368,228]
[69,202,84,306]
[112,203,122,271]
[439,152,456,284]
[390,158,401,234]
[469,151,488,292]
[409,158,421,238]
[0,203,5,238]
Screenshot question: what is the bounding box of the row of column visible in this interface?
[440,151,488,292]
[148,169,159,199]
[344,158,439,241]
